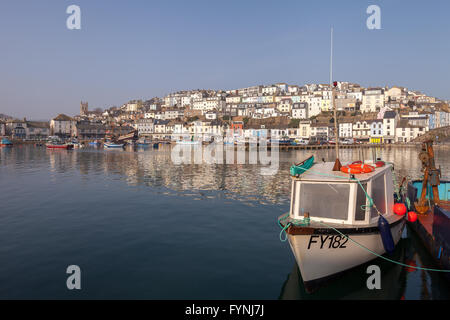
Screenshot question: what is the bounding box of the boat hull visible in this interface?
[287,218,405,292]
[104,143,124,149]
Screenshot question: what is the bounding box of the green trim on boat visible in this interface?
[290,156,314,177]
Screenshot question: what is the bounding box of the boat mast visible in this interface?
[330,27,342,171]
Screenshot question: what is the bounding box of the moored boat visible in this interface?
[279,158,406,292]
[104,142,125,149]
[0,137,13,147]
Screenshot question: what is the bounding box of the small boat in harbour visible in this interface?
[278,157,406,292]
[0,137,13,147]
[46,142,73,149]
[104,142,125,149]
[89,140,101,147]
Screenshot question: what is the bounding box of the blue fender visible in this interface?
[378,215,395,255]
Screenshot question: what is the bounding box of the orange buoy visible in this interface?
[407,211,418,222]
[340,165,362,174]
[393,203,407,216]
[348,163,375,173]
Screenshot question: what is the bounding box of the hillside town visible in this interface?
[1,81,450,144]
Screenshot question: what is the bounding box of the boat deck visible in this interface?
[416,201,450,238]
[292,161,391,183]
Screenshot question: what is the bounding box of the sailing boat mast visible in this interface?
[330,27,342,171]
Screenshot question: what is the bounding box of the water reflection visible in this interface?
[1,145,449,206]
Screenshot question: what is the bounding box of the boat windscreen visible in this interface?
[299,183,350,220]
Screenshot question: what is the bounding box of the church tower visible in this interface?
[80,101,88,116]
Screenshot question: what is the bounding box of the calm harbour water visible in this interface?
[0,144,449,299]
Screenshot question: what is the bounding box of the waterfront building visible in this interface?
[370,119,384,144]
[310,122,331,139]
[50,114,76,138]
[338,119,353,138]
[352,119,371,142]
[26,121,50,140]
[6,119,27,139]
[74,121,106,140]
[382,110,398,144]
[298,120,311,139]
[395,120,426,143]
[136,119,154,137]
[0,121,5,136]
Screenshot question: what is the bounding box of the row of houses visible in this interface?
[0,115,134,140]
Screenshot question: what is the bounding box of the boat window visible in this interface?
[299,183,350,220]
[355,183,368,221]
[371,175,386,218]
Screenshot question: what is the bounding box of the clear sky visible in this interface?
[0,0,449,120]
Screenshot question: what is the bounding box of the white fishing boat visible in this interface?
[104,142,125,149]
[279,159,406,292]
[278,28,407,292]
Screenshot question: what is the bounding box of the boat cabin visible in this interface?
[289,162,394,225]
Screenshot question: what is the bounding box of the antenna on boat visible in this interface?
[330,27,342,171]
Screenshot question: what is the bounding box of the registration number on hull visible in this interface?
[307,235,349,249]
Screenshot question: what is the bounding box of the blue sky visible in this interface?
[0,0,449,120]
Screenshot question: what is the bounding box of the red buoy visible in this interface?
[393,203,407,216]
[407,211,418,222]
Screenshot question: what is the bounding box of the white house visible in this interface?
[362,88,384,113]
[50,114,76,138]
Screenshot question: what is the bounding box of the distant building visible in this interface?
[136,119,154,137]
[362,88,385,113]
[26,121,50,140]
[396,120,426,143]
[50,114,76,138]
[369,119,383,144]
[74,121,106,140]
[382,111,398,144]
